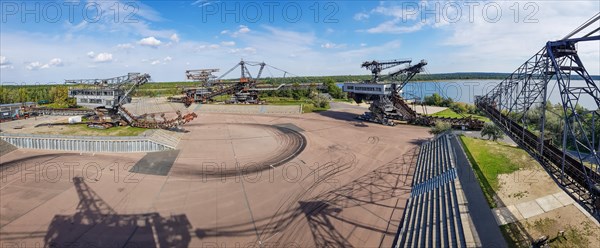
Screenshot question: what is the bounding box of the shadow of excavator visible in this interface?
[195,146,420,247]
[43,177,192,248]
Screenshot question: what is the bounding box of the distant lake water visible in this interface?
[401,80,500,104]
[340,80,598,110]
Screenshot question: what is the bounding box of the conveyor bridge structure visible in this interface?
[476,13,600,220]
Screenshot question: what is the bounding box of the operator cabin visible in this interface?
[342,83,397,102]
[68,88,129,109]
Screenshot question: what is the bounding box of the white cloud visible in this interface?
[1,24,404,81]
[170,33,180,43]
[238,25,250,34]
[0,56,9,65]
[354,12,369,21]
[356,2,434,34]
[321,43,335,49]
[0,56,13,69]
[230,25,251,37]
[220,41,236,46]
[371,4,419,20]
[93,53,113,63]
[3,1,597,84]
[321,43,345,49]
[151,60,161,65]
[192,0,219,7]
[62,1,174,39]
[436,1,600,73]
[336,40,402,59]
[25,58,63,70]
[360,43,367,47]
[365,20,427,34]
[228,47,257,55]
[138,37,162,47]
[26,61,43,70]
[48,58,63,67]
[163,56,173,62]
[87,51,95,58]
[117,43,134,49]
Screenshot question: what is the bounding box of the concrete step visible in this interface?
[0,138,18,156]
[146,129,184,149]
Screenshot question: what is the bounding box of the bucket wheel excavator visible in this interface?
[66,73,197,129]
[176,60,267,105]
[175,59,307,106]
[343,59,483,129]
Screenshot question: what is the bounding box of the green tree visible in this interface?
[429,121,452,135]
[280,88,292,98]
[450,102,467,114]
[0,87,7,103]
[324,78,344,99]
[311,93,330,108]
[5,88,16,103]
[17,88,28,103]
[425,93,443,106]
[49,86,69,105]
[441,97,454,107]
[291,82,305,100]
[481,123,505,141]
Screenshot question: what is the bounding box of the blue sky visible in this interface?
[1,0,599,83]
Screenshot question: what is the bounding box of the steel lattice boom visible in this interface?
[63,73,197,129]
[476,14,600,219]
[185,69,219,83]
[178,60,301,105]
[343,59,483,129]
[361,59,412,83]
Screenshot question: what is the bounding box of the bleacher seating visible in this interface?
[395,134,468,248]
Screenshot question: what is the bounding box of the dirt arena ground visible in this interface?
[0,106,431,247]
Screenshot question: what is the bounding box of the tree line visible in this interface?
[0,77,347,105]
[0,85,74,106]
[422,93,483,116]
[515,102,600,151]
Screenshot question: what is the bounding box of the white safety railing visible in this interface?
[0,133,174,153]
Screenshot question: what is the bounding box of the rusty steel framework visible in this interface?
[66,72,151,109]
[63,73,197,129]
[178,60,301,105]
[185,69,219,84]
[65,73,143,86]
[362,59,413,83]
[476,14,600,219]
[345,59,484,129]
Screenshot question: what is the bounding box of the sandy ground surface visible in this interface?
[0,115,147,137]
[0,106,431,247]
[495,168,560,207]
[0,98,190,136]
[0,115,70,134]
[408,105,448,115]
[488,140,600,247]
[332,101,447,115]
[125,97,191,118]
[508,204,600,247]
